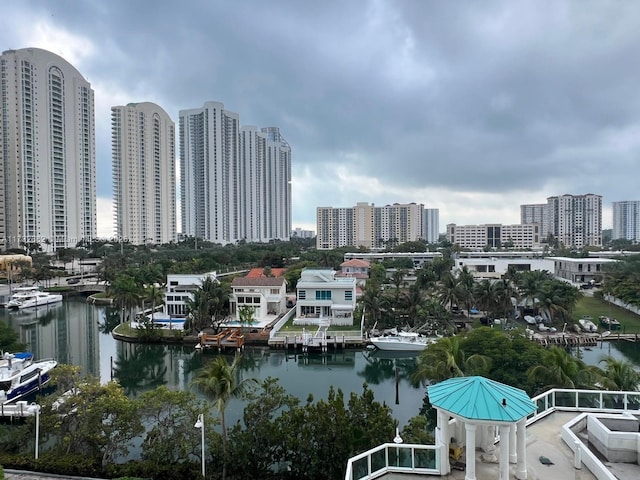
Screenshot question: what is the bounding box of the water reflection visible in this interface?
[10,298,640,427]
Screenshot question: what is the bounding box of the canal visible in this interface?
[1,297,426,427]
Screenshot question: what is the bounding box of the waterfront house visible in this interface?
[295,268,356,326]
[230,276,287,323]
[337,258,370,287]
[164,272,217,318]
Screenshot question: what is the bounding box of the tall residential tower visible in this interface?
[0,48,96,250]
[612,201,640,243]
[546,194,602,248]
[111,102,176,245]
[179,101,290,244]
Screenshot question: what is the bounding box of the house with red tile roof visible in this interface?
[245,267,287,278]
[336,258,370,287]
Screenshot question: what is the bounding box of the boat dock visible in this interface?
[532,331,640,347]
[196,328,245,352]
[268,331,365,352]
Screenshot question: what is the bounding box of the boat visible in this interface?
[369,331,437,352]
[524,315,537,325]
[6,286,63,310]
[578,318,598,333]
[599,316,621,331]
[0,352,57,404]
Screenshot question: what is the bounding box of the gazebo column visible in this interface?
[438,410,451,475]
[464,423,477,480]
[499,425,511,480]
[509,422,517,464]
[516,419,528,479]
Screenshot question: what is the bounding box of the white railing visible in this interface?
[344,443,439,480]
[527,388,640,425]
[344,387,640,480]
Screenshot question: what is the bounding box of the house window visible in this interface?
[299,290,306,300]
[316,290,332,300]
[270,289,279,295]
[345,291,353,301]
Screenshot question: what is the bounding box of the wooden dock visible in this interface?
[196,328,245,352]
[533,331,640,347]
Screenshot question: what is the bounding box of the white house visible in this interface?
[230,276,287,323]
[164,272,217,318]
[295,269,357,326]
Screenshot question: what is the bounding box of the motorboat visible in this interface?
[6,286,63,310]
[369,331,437,352]
[0,352,57,404]
[599,316,621,331]
[578,318,598,333]
[524,315,537,325]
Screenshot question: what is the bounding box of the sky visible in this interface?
[3,0,638,238]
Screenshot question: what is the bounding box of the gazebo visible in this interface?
[427,376,536,480]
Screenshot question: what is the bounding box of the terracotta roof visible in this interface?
[245,267,286,278]
[231,276,286,287]
[340,259,370,268]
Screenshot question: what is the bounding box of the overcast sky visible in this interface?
[3,0,638,237]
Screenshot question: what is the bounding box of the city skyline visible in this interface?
[3,2,640,237]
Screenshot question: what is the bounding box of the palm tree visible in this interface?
[237,305,255,328]
[192,355,258,480]
[413,336,490,383]
[527,347,602,393]
[108,275,143,323]
[145,284,165,314]
[437,272,461,313]
[598,355,640,391]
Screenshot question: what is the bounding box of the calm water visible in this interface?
[0,297,426,427]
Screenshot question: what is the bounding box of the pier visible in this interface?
[532,331,640,348]
[196,328,245,352]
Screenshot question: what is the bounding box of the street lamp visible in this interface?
[28,403,41,459]
[194,413,205,477]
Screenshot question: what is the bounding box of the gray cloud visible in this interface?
[4,0,640,230]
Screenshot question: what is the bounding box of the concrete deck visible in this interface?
[379,410,638,480]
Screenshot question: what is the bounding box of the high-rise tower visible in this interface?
[612,201,640,243]
[112,102,176,245]
[179,101,290,244]
[0,48,96,250]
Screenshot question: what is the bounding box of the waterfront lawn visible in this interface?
[573,295,640,333]
[112,322,186,339]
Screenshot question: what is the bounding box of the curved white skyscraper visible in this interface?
[111,102,176,245]
[0,48,96,250]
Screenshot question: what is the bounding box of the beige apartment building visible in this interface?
[316,202,425,250]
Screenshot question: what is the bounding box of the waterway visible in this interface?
[0,297,426,427]
[3,297,640,428]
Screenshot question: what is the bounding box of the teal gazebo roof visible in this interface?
[427,376,536,423]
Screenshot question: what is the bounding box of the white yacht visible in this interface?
[369,331,437,352]
[6,286,63,310]
[0,352,57,404]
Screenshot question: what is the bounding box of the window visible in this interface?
[270,289,279,295]
[299,290,306,300]
[316,290,332,300]
[345,290,353,301]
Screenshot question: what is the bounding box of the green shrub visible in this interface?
[0,464,5,480]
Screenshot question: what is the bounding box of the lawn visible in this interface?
[573,295,640,333]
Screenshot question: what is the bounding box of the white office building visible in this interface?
[520,204,547,237]
[179,102,291,244]
[612,201,640,243]
[112,102,176,245]
[446,223,541,250]
[0,48,96,250]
